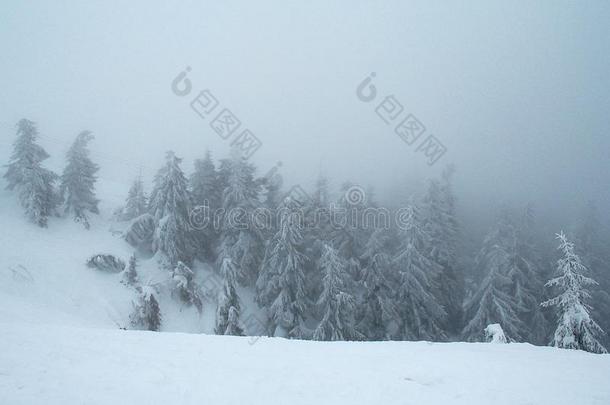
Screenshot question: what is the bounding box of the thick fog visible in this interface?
[1,1,609,230]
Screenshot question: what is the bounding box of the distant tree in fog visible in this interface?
[60,131,99,229]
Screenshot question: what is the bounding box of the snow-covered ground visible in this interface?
[1,186,609,405]
[2,322,610,405]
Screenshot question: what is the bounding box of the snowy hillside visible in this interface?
[0,182,260,334]
[1,187,609,405]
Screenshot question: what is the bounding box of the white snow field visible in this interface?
[1,187,609,405]
[2,323,610,405]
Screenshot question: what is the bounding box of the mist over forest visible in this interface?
[1,1,609,404]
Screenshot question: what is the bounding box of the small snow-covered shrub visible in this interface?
[130,287,161,331]
[484,323,508,343]
[124,213,155,251]
[86,254,125,273]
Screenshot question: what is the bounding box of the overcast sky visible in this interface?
[1,1,609,224]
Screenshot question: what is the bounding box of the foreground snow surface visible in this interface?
[1,322,609,405]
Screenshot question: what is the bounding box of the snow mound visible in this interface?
[485,323,508,343]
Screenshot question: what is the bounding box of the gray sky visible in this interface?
[1,1,609,223]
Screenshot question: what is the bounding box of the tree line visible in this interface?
[4,118,609,353]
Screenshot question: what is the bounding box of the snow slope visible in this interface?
[0,182,258,334]
[1,185,610,405]
[1,322,610,405]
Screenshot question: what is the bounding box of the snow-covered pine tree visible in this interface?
[217,151,264,285]
[4,119,59,227]
[190,150,220,210]
[190,151,221,260]
[357,227,398,340]
[313,174,330,210]
[130,287,162,331]
[308,174,331,236]
[313,244,361,341]
[122,175,147,221]
[171,261,203,313]
[149,151,194,266]
[215,257,244,336]
[541,232,607,353]
[462,215,526,342]
[513,204,549,344]
[216,157,232,193]
[256,198,308,338]
[574,201,610,348]
[329,182,371,269]
[122,253,139,286]
[60,131,99,229]
[301,174,332,302]
[422,167,463,335]
[224,307,244,336]
[261,162,283,213]
[393,204,446,341]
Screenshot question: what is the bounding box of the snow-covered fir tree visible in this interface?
[4,119,59,227]
[171,261,203,313]
[224,307,244,336]
[309,174,331,234]
[392,204,446,341]
[149,151,194,266]
[130,287,162,331]
[301,174,332,301]
[59,131,99,229]
[257,198,308,338]
[463,208,546,343]
[190,150,220,210]
[313,244,362,341]
[190,151,221,260]
[329,182,371,271]
[313,174,330,209]
[217,151,264,285]
[122,175,147,221]
[357,227,398,340]
[513,204,549,344]
[541,232,607,354]
[260,162,284,213]
[122,254,139,286]
[574,201,610,348]
[462,215,526,342]
[422,167,463,335]
[215,257,244,336]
